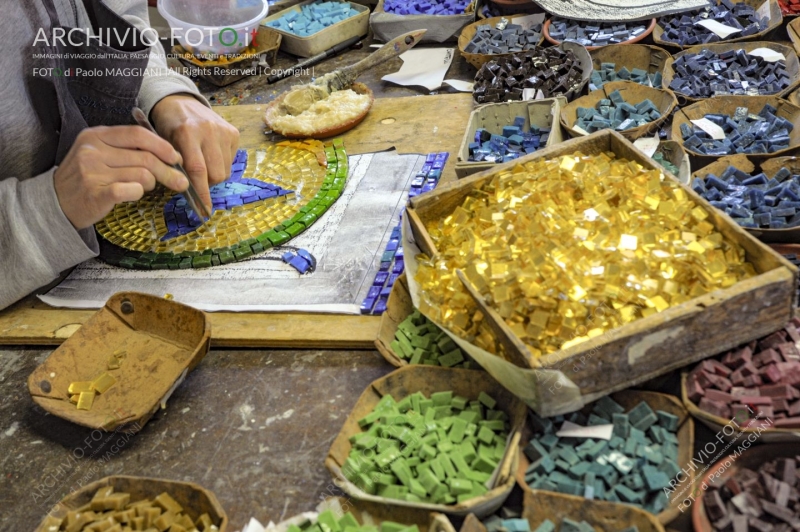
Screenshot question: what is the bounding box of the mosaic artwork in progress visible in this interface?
[96,140,347,269]
[415,152,758,359]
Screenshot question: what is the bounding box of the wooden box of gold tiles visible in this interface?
[26,292,210,433]
[402,129,797,416]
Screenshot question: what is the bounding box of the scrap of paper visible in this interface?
[572,125,591,136]
[512,13,546,30]
[748,47,786,62]
[522,88,545,101]
[757,0,771,21]
[633,136,660,158]
[443,79,473,92]
[556,420,614,440]
[694,19,741,39]
[382,48,454,91]
[691,118,726,140]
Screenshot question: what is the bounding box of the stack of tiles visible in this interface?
[687,319,800,429]
[361,153,448,315]
[469,116,550,163]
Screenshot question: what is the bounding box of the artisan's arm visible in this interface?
[0,170,98,310]
[112,0,240,212]
[0,0,199,311]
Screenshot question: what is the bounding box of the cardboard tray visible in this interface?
[262,0,369,57]
[288,497,458,532]
[403,129,796,417]
[661,41,800,103]
[692,444,800,532]
[789,16,800,58]
[653,0,783,49]
[374,274,480,368]
[457,16,545,70]
[514,390,695,525]
[173,26,281,87]
[692,154,800,243]
[375,273,415,367]
[34,475,228,532]
[522,489,666,532]
[472,41,594,106]
[370,0,476,43]
[670,95,800,162]
[27,292,211,433]
[589,44,672,91]
[560,81,678,141]
[681,372,800,443]
[455,97,566,179]
[325,365,527,517]
[457,483,664,532]
[787,84,800,107]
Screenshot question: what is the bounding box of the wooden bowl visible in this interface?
[514,390,695,525]
[681,372,800,443]
[654,0,783,50]
[588,44,672,90]
[692,444,800,532]
[662,41,800,103]
[264,82,374,139]
[34,475,228,532]
[458,16,545,70]
[325,365,526,517]
[560,80,678,141]
[288,497,458,532]
[472,41,594,105]
[692,155,800,243]
[671,95,800,161]
[522,489,666,532]
[543,18,656,51]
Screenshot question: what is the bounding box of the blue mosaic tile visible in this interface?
[160,150,296,241]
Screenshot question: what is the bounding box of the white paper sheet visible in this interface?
[757,0,771,21]
[572,125,591,136]
[634,136,660,157]
[691,118,726,140]
[443,79,473,92]
[748,47,786,62]
[40,152,426,312]
[694,19,741,39]
[511,13,546,31]
[556,421,614,440]
[522,88,545,101]
[382,48,454,91]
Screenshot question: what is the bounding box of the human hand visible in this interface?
[54,126,188,230]
[150,95,240,212]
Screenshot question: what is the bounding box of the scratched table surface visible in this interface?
[0,348,392,531]
[0,346,707,532]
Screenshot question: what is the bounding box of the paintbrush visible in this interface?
[279,29,427,116]
[131,107,212,222]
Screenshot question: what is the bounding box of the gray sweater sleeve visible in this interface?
[0,1,209,310]
[0,169,99,310]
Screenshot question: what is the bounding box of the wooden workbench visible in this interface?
[0,93,474,348]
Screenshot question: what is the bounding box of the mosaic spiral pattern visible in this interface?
[96,139,347,269]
